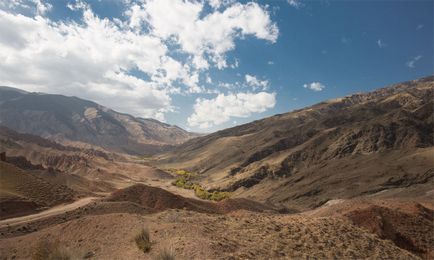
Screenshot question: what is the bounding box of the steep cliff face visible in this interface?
[0,87,199,155]
[155,76,434,208]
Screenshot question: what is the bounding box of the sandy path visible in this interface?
[0,197,97,227]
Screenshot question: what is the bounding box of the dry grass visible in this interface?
[154,248,175,260]
[0,209,421,259]
[135,228,152,253]
[32,240,70,260]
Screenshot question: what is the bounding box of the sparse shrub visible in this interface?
[32,240,70,260]
[210,191,231,201]
[171,169,231,201]
[168,168,197,178]
[135,229,152,253]
[193,186,230,201]
[172,177,194,189]
[154,248,175,260]
[175,169,187,175]
[194,185,210,200]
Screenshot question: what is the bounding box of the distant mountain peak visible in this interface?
[0,86,199,155]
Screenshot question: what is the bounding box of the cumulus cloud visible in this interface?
[406,55,422,68]
[0,0,279,122]
[245,74,268,90]
[128,0,278,70]
[0,8,173,120]
[303,82,325,91]
[188,92,276,129]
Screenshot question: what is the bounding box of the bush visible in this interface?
[172,177,194,189]
[193,186,230,201]
[32,241,70,260]
[210,191,231,201]
[168,169,197,178]
[171,169,231,201]
[175,169,187,175]
[194,185,210,200]
[154,248,175,260]
[135,229,152,253]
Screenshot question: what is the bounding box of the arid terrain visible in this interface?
[0,86,200,155]
[0,77,433,259]
[156,77,433,210]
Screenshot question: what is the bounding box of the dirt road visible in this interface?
[0,197,97,227]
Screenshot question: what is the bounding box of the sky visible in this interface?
[0,0,432,133]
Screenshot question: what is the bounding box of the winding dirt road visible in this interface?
[0,197,97,227]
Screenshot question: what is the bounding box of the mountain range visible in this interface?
[0,86,198,155]
[0,76,433,259]
[155,76,434,209]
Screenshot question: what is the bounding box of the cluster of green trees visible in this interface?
[170,169,230,201]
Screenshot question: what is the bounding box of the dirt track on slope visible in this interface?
[0,197,97,227]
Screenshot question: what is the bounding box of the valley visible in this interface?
[0,77,433,259]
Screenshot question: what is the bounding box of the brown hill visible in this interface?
[346,204,433,259]
[0,86,199,155]
[0,126,117,194]
[106,184,276,214]
[155,76,434,209]
[0,161,75,219]
[307,198,434,259]
[0,207,419,259]
[0,126,167,198]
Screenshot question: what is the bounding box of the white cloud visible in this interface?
[209,0,222,9]
[66,0,88,11]
[406,55,422,68]
[377,39,386,48]
[245,74,268,90]
[230,58,239,69]
[287,0,302,8]
[124,4,147,29]
[0,8,173,119]
[208,0,236,9]
[188,92,276,129]
[218,82,236,89]
[0,0,52,15]
[128,0,278,70]
[33,0,51,14]
[0,1,279,122]
[416,24,424,30]
[267,61,274,65]
[206,74,213,84]
[303,82,325,92]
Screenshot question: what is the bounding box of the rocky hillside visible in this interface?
[0,126,171,196]
[0,87,198,155]
[0,160,76,220]
[155,76,434,209]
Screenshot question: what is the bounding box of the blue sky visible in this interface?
[0,0,432,133]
